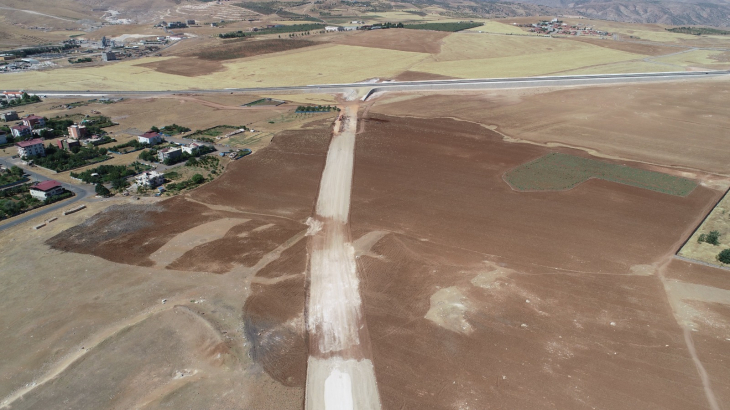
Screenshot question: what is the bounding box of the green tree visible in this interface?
[95,183,111,197]
[191,174,205,184]
[10,166,23,177]
[718,249,730,264]
[150,126,160,133]
[111,178,128,190]
[99,148,108,155]
[707,230,721,245]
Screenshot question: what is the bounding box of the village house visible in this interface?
[1,110,18,121]
[68,124,88,139]
[138,131,162,145]
[158,147,182,163]
[22,115,45,128]
[29,180,64,201]
[10,125,32,138]
[182,142,203,155]
[101,51,117,62]
[135,170,164,188]
[15,138,45,157]
[325,26,342,32]
[0,130,7,145]
[57,138,80,151]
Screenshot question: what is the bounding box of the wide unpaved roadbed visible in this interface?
[305,107,382,410]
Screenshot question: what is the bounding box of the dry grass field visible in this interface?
[679,190,730,266]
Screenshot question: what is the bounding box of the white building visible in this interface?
[15,138,45,158]
[30,180,64,200]
[138,132,163,145]
[182,142,203,155]
[135,171,164,188]
[325,26,342,32]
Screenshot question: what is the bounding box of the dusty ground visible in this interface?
[321,29,449,54]
[369,78,730,176]
[349,113,727,409]
[3,86,730,410]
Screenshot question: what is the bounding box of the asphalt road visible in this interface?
[27,71,730,98]
[0,158,96,232]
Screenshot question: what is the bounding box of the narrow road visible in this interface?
[0,158,95,232]
[305,106,381,410]
[0,5,76,22]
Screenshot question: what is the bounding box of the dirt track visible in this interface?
[305,107,382,409]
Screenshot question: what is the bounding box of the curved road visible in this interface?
[0,158,95,232]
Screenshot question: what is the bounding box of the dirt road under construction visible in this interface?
[305,106,381,410]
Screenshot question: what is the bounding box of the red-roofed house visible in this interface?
[138,132,162,146]
[2,91,23,101]
[30,180,64,200]
[10,125,31,138]
[22,115,45,128]
[15,138,45,158]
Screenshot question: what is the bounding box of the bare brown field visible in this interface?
[393,70,458,81]
[349,114,722,409]
[323,28,449,54]
[370,78,730,175]
[137,57,226,77]
[565,36,680,56]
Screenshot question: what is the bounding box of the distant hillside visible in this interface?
[498,0,730,27]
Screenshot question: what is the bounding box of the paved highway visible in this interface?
[27,70,730,98]
[0,158,96,232]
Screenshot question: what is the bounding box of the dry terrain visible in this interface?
[370,78,730,176]
[2,83,729,409]
[679,190,730,267]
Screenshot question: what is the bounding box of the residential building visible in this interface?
[10,125,31,138]
[101,51,116,62]
[325,26,342,32]
[29,180,64,200]
[158,147,182,163]
[138,131,162,145]
[2,91,23,101]
[187,20,196,25]
[22,115,45,128]
[0,54,16,61]
[16,138,45,158]
[57,138,80,151]
[0,131,6,144]
[135,171,164,188]
[1,110,18,121]
[182,142,203,155]
[68,124,88,139]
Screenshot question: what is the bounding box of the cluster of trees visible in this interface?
[31,144,109,172]
[0,184,38,219]
[157,124,191,136]
[0,166,24,185]
[40,115,114,138]
[666,27,730,36]
[0,42,79,58]
[296,105,339,113]
[219,31,247,39]
[0,92,41,108]
[68,57,93,64]
[71,162,148,185]
[165,173,206,192]
[109,139,149,153]
[698,230,721,246]
[403,22,482,32]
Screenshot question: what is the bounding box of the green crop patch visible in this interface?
[504,152,696,196]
